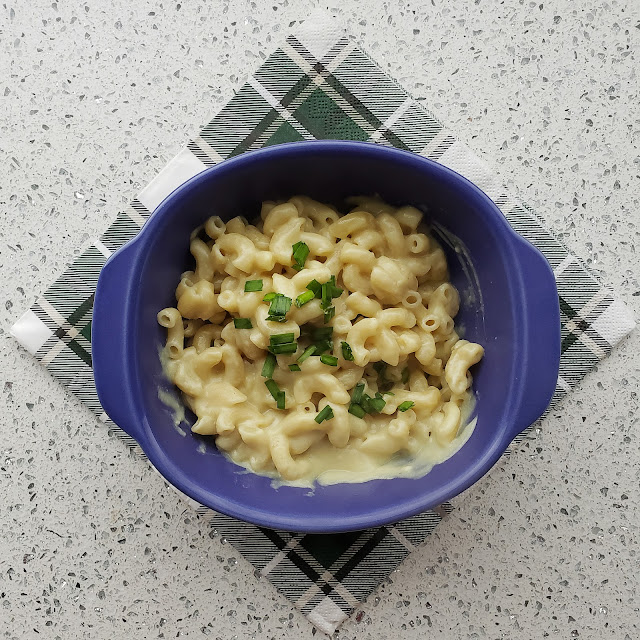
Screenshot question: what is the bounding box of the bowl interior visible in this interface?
[133,144,520,531]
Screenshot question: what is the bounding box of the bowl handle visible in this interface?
[93,239,147,446]
[506,236,561,442]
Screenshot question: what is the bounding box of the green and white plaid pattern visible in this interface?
[10,13,635,636]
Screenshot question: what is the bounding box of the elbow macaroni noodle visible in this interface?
[158,196,484,484]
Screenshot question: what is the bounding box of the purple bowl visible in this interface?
[93,141,560,533]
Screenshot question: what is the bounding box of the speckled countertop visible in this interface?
[1,0,639,638]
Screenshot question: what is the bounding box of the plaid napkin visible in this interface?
[10,11,635,636]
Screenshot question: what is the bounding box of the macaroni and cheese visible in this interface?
[158,196,484,484]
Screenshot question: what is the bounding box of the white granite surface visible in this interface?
[1,0,639,637]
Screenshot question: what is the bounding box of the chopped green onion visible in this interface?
[374,362,389,390]
[308,326,333,341]
[269,294,292,318]
[264,381,286,410]
[323,307,335,324]
[360,393,385,414]
[320,354,338,366]
[297,345,316,364]
[261,353,276,378]
[266,315,288,323]
[398,401,415,412]
[321,282,332,310]
[382,391,395,396]
[295,290,316,307]
[373,361,387,378]
[327,275,343,298]
[265,379,282,404]
[233,318,253,329]
[305,279,322,298]
[288,364,301,372]
[352,382,365,405]
[244,279,263,292]
[270,333,295,346]
[315,405,334,424]
[263,292,278,302]
[401,367,410,384]
[268,342,298,355]
[312,340,332,355]
[291,241,310,271]
[341,341,354,361]
[367,396,386,413]
[348,403,366,419]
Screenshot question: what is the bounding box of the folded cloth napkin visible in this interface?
[10,10,635,636]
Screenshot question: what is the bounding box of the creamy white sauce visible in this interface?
[158,348,477,486]
[157,387,187,437]
[231,394,477,489]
